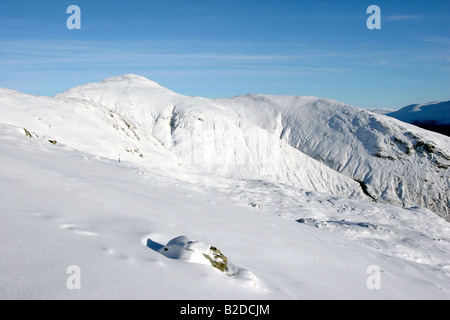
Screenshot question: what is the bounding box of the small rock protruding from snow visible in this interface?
[250,202,261,209]
[147,235,264,284]
[146,235,263,289]
[149,235,228,272]
[23,128,32,138]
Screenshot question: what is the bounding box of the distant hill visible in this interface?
[386,101,450,137]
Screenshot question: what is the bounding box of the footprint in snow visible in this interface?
[146,235,263,289]
[61,224,98,237]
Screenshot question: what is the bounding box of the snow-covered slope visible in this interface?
[1,75,449,221]
[1,122,450,299]
[219,95,450,220]
[386,101,450,137]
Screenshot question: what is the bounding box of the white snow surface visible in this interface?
[1,74,450,299]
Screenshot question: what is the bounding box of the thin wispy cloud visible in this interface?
[0,38,446,75]
[0,39,340,66]
[421,36,450,46]
[384,14,424,21]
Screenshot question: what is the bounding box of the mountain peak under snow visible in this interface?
[100,74,165,88]
[55,74,178,102]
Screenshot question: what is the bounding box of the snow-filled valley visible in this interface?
[1,74,450,299]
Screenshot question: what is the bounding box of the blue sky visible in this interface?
[0,0,448,108]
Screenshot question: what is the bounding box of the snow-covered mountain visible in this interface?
[1,75,365,198]
[5,74,445,220]
[1,74,450,299]
[386,101,450,137]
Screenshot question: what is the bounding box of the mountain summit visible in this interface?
[56,74,179,112]
[60,74,171,92]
